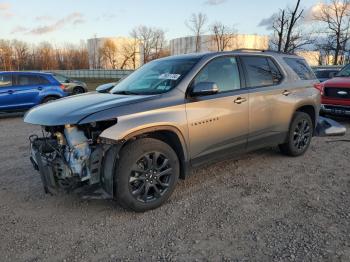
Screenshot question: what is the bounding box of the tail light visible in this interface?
[60,84,65,90]
[314,83,325,95]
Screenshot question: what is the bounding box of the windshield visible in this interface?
[111,57,200,95]
[337,64,350,77]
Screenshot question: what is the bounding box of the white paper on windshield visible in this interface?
[158,73,181,81]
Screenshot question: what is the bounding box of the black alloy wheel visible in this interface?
[115,138,179,212]
[129,151,173,203]
[293,119,312,151]
[279,111,313,157]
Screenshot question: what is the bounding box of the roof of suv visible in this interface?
[160,49,302,62]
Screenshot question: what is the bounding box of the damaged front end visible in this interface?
[29,121,118,199]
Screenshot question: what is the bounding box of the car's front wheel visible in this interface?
[115,138,179,212]
[279,112,313,156]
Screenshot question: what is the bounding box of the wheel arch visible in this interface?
[122,126,189,180]
[40,95,61,104]
[295,104,317,131]
[102,125,190,190]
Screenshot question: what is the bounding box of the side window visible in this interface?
[241,56,274,87]
[0,74,12,87]
[16,75,47,86]
[193,56,241,93]
[37,76,50,84]
[283,58,316,80]
[267,58,283,84]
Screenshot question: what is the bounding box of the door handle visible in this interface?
[234,97,247,104]
[8,90,14,94]
[282,90,291,96]
[37,87,43,91]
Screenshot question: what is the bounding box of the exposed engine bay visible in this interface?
[29,121,118,198]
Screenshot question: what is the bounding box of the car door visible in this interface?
[11,74,43,109]
[185,56,249,166]
[240,55,287,151]
[0,73,15,111]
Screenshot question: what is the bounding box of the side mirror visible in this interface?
[64,79,70,83]
[191,82,219,96]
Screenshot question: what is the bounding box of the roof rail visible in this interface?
[233,48,286,54]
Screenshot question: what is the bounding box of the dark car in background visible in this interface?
[0,71,68,112]
[314,68,341,82]
[50,72,88,95]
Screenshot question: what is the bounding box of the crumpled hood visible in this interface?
[24,92,154,126]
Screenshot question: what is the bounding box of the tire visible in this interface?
[41,96,58,104]
[72,87,85,95]
[279,112,313,157]
[115,138,180,212]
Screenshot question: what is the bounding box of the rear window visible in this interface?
[284,58,316,80]
[315,70,338,79]
[0,74,12,87]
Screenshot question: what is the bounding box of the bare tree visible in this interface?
[186,13,208,52]
[210,22,236,51]
[267,0,311,53]
[131,26,166,64]
[99,39,118,69]
[314,0,350,65]
[12,40,29,70]
[284,0,303,52]
[120,39,139,69]
[272,9,288,52]
[0,40,13,70]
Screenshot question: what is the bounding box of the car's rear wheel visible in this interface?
[41,96,58,104]
[279,112,313,156]
[115,138,179,212]
[72,87,85,95]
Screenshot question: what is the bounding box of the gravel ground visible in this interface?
[0,117,349,262]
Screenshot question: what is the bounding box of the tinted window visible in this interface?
[241,56,274,87]
[0,74,12,87]
[268,58,283,84]
[315,70,338,79]
[37,76,50,84]
[193,57,241,92]
[16,75,49,86]
[284,58,316,80]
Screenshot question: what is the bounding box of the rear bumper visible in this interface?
[321,104,350,116]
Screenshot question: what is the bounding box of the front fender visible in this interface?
[99,104,190,161]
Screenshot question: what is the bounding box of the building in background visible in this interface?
[87,37,141,70]
[170,34,269,55]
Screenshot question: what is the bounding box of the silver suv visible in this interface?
[25,50,321,212]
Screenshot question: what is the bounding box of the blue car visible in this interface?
[0,71,68,112]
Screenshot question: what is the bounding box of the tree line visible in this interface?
[0,40,89,71]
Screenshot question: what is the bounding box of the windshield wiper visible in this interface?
[113,90,139,95]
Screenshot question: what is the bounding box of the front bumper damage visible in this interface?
[29,127,119,200]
